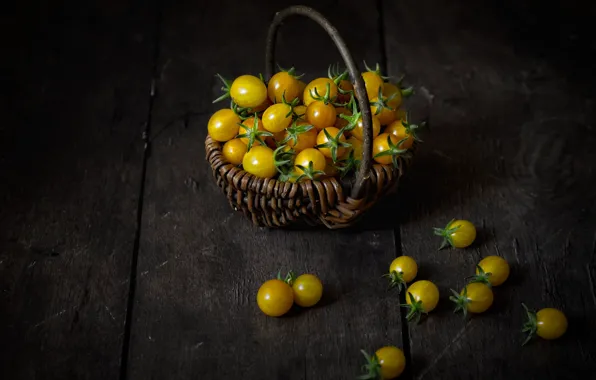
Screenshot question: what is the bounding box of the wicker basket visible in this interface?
[206,6,415,229]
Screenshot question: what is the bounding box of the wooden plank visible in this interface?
[383,0,596,379]
[125,1,406,379]
[0,1,156,379]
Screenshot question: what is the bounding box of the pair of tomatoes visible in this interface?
[208,64,419,182]
[256,272,323,317]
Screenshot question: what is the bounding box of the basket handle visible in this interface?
[265,5,373,200]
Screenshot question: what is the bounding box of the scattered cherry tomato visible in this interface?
[257,279,294,317]
[360,346,406,380]
[242,145,276,178]
[303,78,338,106]
[472,256,510,287]
[262,103,293,133]
[403,280,439,323]
[230,75,268,108]
[292,274,323,307]
[433,219,477,249]
[522,304,568,345]
[450,282,493,317]
[267,70,301,103]
[306,101,337,130]
[222,138,247,165]
[350,114,381,141]
[207,109,241,142]
[387,256,418,292]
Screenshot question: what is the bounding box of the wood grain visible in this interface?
[383,0,596,378]
[124,1,405,379]
[0,1,156,379]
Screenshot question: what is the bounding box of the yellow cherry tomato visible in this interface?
[404,280,439,323]
[376,346,406,379]
[230,75,268,108]
[346,136,363,160]
[395,107,407,121]
[303,78,338,106]
[306,101,337,130]
[242,146,276,178]
[256,279,294,317]
[294,105,307,119]
[262,103,292,133]
[238,116,265,146]
[292,274,323,307]
[385,119,414,149]
[434,219,476,249]
[316,127,347,159]
[350,115,381,141]
[372,133,399,165]
[294,148,326,179]
[207,109,241,142]
[382,82,403,110]
[362,71,384,100]
[371,101,397,126]
[450,283,493,316]
[522,304,568,344]
[285,122,317,153]
[475,256,510,286]
[267,71,301,103]
[388,256,418,291]
[222,138,247,165]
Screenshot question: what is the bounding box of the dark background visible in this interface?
[1,0,595,379]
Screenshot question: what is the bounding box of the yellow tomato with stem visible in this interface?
[230,75,268,108]
[403,280,439,323]
[361,71,384,100]
[350,114,381,141]
[316,127,348,161]
[472,256,510,286]
[433,219,476,249]
[360,346,406,380]
[382,82,403,110]
[306,101,337,130]
[450,282,494,317]
[522,304,568,345]
[267,70,301,103]
[386,256,418,292]
[242,146,276,179]
[291,274,323,307]
[222,138,247,165]
[208,109,241,142]
[262,103,293,133]
[256,279,294,317]
[303,78,338,106]
[385,119,415,149]
[294,148,326,180]
[372,133,402,165]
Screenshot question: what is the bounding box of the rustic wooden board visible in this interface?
[383,1,596,379]
[125,1,406,379]
[0,1,156,379]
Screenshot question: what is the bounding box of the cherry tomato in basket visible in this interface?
[263,103,293,133]
[267,70,301,103]
[303,78,338,106]
[285,122,317,153]
[238,116,266,147]
[382,82,403,110]
[230,75,268,109]
[316,127,348,161]
[385,119,416,149]
[371,100,397,126]
[306,101,337,130]
[360,346,406,380]
[222,138,247,165]
[522,304,568,345]
[386,256,418,292]
[372,133,399,165]
[294,148,326,180]
[350,114,381,141]
[471,256,510,287]
[293,105,307,120]
[361,71,384,100]
[450,282,494,317]
[433,219,476,249]
[242,145,276,179]
[257,279,294,317]
[207,109,241,142]
[403,280,439,323]
[292,274,323,307]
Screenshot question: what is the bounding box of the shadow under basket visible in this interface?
[205,5,417,229]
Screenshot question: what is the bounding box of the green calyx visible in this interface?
[273,145,295,175]
[213,73,232,104]
[280,120,314,146]
[277,270,297,286]
[363,61,391,82]
[276,64,304,80]
[383,270,407,293]
[280,91,300,118]
[310,82,336,105]
[432,218,460,250]
[335,150,361,178]
[466,265,493,287]
[338,97,361,132]
[449,287,471,318]
[373,134,410,168]
[370,86,397,114]
[328,63,349,84]
[401,116,424,143]
[295,161,325,182]
[357,350,382,380]
[401,292,427,324]
[236,114,272,151]
[315,126,352,163]
[521,303,538,346]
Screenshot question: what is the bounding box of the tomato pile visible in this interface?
[253,218,567,379]
[208,64,420,182]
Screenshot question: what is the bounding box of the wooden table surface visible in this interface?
[2,0,595,379]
